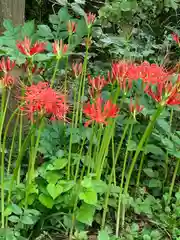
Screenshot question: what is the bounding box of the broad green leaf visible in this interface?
[149,179,162,188]
[143,168,156,178]
[58,7,71,22]
[45,171,60,184]
[98,230,109,240]
[49,14,60,25]
[4,206,13,217]
[76,203,96,225]
[39,193,54,208]
[53,158,68,170]
[22,20,35,37]
[59,180,75,192]
[71,3,85,16]
[3,19,14,32]
[92,180,107,193]
[81,176,92,188]
[127,140,137,151]
[11,203,22,215]
[145,144,164,156]
[47,183,63,199]
[56,0,68,5]
[33,54,50,62]
[37,25,54,39]
[79,188,97,205]
[8,215,19,223]
[157,118,170,133]
[21,215,34,225]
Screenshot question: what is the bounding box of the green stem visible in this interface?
[124,105,163,195]
[136,139,148,188]
[116,122,134,235]
[51,57,60,87]
[0,89,11,228]
[7,114,19,174]
[101,119,131,229]
[168,158,180,204]
[64,34,71,93]
[165,108,174,183]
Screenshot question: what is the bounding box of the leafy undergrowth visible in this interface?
[0,5,179,240]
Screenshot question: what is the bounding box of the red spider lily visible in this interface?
[129,98,144,114]
[110,61,138,91]
[172,33,180,44]
[17,37,46,56]
[88,75,108,92]
[52,40,68,57]
[21,81,68,121]
[83,97,119,127]
[67,21,77,34]
[138,61,169,85]
[72,62,83,77]
[145,79,180,106]
[0,57,16,73]
[0,73,16,87]
[23,61,44,75]
[86,12,96,26]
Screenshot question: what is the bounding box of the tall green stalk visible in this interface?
[168,158,180,204]
[124,105,163,195]
[101,119,131,229]
[0,89,11,228]
[116,121,134,235]
[51,57,60,88]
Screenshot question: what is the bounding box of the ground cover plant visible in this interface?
[0,6,179,240]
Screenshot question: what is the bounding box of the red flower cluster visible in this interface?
[52,40,68,57]
[88,75,108,97]
[129,98,144,114]
[83,97,119,127]
[21,82,68,121]
[145,79,180,106]
[86,12,96,26]
[23,61,44,75]
[172,33,180,45]
[17,37,46,56]
[67,21,77,34]
[72,63,83,77]
[0,57,16,87]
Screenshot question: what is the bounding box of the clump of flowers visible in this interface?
[52,40,68,58]
[17,36,46,56]
[83,97,119,127]
[172,32,180,45]
[0,57,16,87]
[86,12,96,27]
[72,63,83,78]
[21,81,69,121]
[88,75,109,97]
[67,21,77,34]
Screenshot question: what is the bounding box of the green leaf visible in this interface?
[71,3,85,16]
[49,14,60,25]
[11,203,22,215]
[8,215,19,223]
[47,183,63,199]
[98,230,109,240]
[92,180,107,193]
[76,203,96,225]
[39,193,54,208]
[4,206,13,217]
[59,180,75,192]
[37,25,54,39]
[143,168,156,178]
[157,118,170,133]
[3,19,14,32]
[145,144,164,156]
[33,54,50,62]
[149,179,162,188]
[45,171,60,184]
[81,176,92,188]
[22,20,35,37]
[79,188,97,205]
[58,7,71,22]
[127,140,137,151]
[21,215,34,225]
[53,158,68,170]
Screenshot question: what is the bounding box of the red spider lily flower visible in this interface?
[52,40,68,57]
[88,75,108,92]
[0,57,16,73]
[83,97,119,127]
[17,36,46,56]
[110,61,138,91]
[0,73,16,87]
[145,79,180,106]
[129,98,144,114]
[67,21,77,34]
[138,62,169,85]
[172,33,180,45]
[21,81,68,121]
[72,62,83,77]
[86,12,96,26]
[23,61,44,75]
